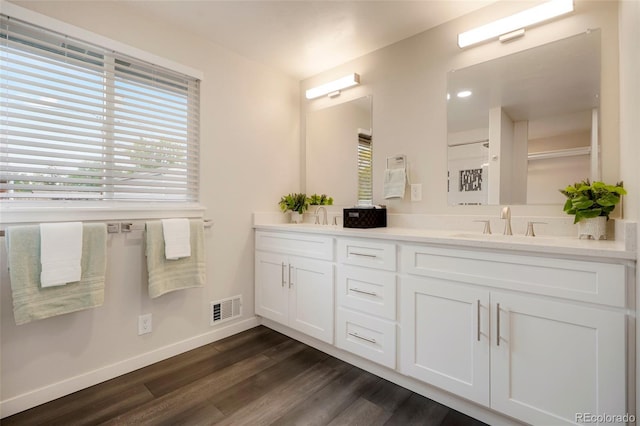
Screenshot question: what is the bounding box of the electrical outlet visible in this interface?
[411,183,422,201]
[138,313,152,335]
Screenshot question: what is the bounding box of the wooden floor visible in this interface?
[3,326,488,426]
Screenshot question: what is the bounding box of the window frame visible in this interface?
[0,2,205,224]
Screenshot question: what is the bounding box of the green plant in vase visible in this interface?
[559,180,626,223]
[279,193,309,223]
[308,193,334,206]
[559,180,626,240]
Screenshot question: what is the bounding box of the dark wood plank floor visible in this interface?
[3,326,488,426]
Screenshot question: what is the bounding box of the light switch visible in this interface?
[411,184,422,201]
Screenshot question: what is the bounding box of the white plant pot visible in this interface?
[577,216,607,240]
[290,211,303,224]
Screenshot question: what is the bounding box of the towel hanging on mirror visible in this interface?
[383,168,407,199]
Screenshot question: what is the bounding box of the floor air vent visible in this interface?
[210,295,242,326]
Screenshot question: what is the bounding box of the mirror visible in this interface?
[306,95,372,205]
[447,30,601,205]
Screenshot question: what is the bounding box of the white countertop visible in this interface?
[254,223,636,262]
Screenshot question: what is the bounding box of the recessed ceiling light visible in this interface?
[457,90,472,98]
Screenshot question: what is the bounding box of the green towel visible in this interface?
[145,219,205,298]
[6,223,107,325]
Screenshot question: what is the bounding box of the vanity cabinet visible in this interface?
[335,238,397,368]
[255,231,334,344]
[254,226,633,426]
[400,244,627,425]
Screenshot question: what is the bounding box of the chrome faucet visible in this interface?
[314,206,328,225]
[501,206,512,235]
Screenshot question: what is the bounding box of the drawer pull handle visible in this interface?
[496,303,501,346]
[348,331,376,344]
[281,263,286,287]
[350,288,378,297]
[477,299,481,342]
[350,252,377,258]
[289,264,294,288]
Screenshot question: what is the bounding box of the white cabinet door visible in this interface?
[400,277,490,406]
[255,251,289,325]
[288,256,334,344]
[491,291,626,425]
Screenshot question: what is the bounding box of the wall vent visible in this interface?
[210,295,242,326]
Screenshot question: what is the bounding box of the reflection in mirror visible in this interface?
[447,30,601,205]
[306,96,372,206]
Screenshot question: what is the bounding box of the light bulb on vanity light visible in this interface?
[457,0,574,48]
[305,73,361,99]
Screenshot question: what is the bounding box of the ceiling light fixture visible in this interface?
[305,73,360,99]
[457,0,574,48]
[457,90,472,98]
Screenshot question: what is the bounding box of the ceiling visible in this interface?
[116,1,497,80]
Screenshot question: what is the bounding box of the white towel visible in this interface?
[146,219,205,298]
[162,218,191,260]
[383,168,407,199]
[40,222,83,287]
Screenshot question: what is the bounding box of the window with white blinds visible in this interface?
[357,132,372,204]
[0,15,200,202]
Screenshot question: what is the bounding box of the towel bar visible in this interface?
[0,219,213,237]
[386,154,406,169]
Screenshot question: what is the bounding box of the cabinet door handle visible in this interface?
[348,331,376,344]
[496,303,501,346]
[350,252,377,258]
[281,262,286,287]
[477,299,481,342]
[289,264,294,288]
[350,287,378,297]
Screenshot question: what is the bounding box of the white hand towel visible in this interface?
[40,222,83,287]
[162,218,191,260]
[383,168,407,199]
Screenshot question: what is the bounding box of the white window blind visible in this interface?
[357,132,372,203]
[0,15,200,202]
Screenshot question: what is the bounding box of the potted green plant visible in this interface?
[559,180,626,239]
[307,193,334,206]
[278,193,309,223]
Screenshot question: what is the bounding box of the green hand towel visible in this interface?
[6,223,107,325]
[145,219,205,298]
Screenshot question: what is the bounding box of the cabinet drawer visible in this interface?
[336,308,396,369]
[256,231,334,260]
[337,265,396,320]
[402,245,626,307]
[337,238,396,271]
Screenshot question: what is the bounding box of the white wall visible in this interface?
[301,0,620,217]
[0,1,299,416]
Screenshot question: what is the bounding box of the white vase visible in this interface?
[577,216,607,240]
[290,211,303,224]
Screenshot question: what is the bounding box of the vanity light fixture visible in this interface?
[305,73,360,99]
[457,0,574,48]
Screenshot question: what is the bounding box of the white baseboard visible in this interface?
[0,316,260,419]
